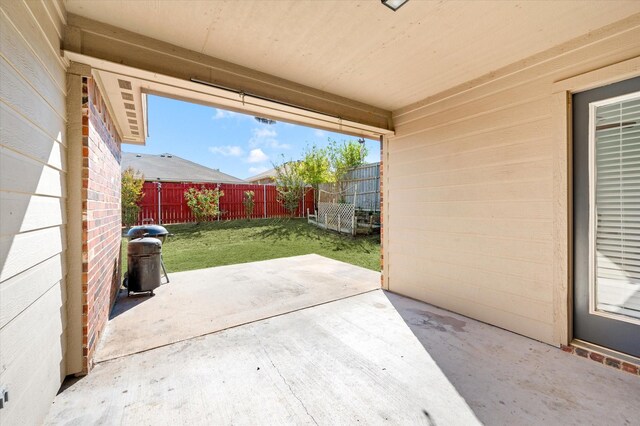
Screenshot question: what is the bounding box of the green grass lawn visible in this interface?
[123,218,380,273]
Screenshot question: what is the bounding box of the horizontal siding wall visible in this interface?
[0,0,67,424]
[386,16,640,345]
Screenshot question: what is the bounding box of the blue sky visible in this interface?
[123,95,380,179]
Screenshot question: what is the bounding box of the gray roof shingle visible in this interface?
[122,152,245,184]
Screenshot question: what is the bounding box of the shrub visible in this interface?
[243,190,255,220]
[184,186,224,224]
[121,167,145,227]
[274,159,307,217]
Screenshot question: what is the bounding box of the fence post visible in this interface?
[338,215,341,234]
[157,181,162,224]
[263,185,267,218]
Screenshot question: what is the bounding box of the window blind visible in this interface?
[593,93,640,320]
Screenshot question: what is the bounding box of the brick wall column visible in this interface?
[79,77,122,372]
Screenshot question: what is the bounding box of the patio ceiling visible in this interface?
[65,1,640,112]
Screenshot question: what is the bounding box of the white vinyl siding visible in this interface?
[592,93,640,320]
[0,0,67,424]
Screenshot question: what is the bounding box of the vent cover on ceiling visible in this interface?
[121,92,134,101]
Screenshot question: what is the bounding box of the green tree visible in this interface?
[184,186,224,224]
[121,167,145,227]
[273,158,307,217]
[243,190,255,220]
[298,144,330,209]
[327,139,368,201]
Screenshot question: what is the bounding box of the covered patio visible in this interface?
[45,257,639,425]
[3,1,640,423]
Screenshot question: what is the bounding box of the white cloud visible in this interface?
[248,166,269,175]
[254,127,276,139]
[247,148,269,163]
[209,145,244,156]
[314,129,326,138]
[212,109,237,120]
[249,126,290,150]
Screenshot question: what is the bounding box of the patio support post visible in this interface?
[381,135,389,290]
[65,65,91,376]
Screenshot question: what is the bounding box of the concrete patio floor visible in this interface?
[96,254,380,362]
[387,293,640,425]
[46,256,639,425]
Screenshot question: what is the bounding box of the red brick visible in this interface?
[79,77,123,374]
[575,348,589,358]
[589,352,604,363]
[560,344,574,354]
[605,357,621,369]
[621,362,639,375]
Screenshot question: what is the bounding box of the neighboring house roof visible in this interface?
[122,152,245,183]
[246,162,303,183]
[246,167,277,183]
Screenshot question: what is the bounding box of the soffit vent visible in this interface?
[121,92,134,101]
[118,79,132,90]
[124,103,135,110]
[126,111,136,118]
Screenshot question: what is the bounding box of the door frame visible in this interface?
[551,56,640,347]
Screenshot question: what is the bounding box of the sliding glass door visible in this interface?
[573,77,640,357]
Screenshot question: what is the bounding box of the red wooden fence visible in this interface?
[136,182,314,225]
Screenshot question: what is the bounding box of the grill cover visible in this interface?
[127,237,162,293]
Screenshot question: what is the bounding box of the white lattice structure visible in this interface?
[309,202,356,235]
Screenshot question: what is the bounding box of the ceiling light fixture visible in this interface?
[381,0,409,12]
[255,117,276,125]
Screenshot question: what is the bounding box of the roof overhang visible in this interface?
[65,50,392,141]
[91,67,148,145]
